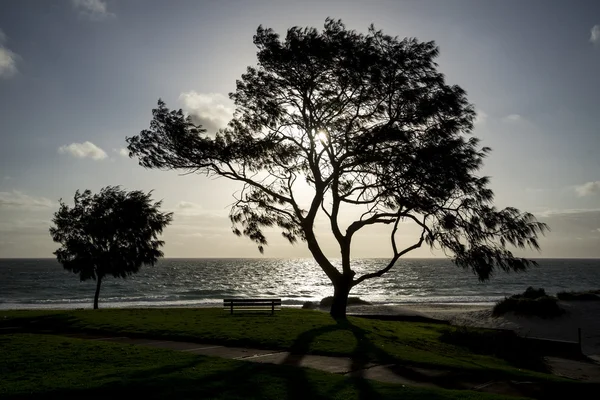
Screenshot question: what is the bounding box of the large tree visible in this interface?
[127,19,548,318]
[49,186,172,309]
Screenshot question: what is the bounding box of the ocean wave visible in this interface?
[1,258,600,310]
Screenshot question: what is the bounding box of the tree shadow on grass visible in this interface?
[439,326,551,373]
[6,313,590,400]
[279,317,556,399]
[335,319,600,399]
[4,319,597,400]
[281,318,398,400]
[3,355,337,400]
[5,358,598,400]
[0,313,77,333]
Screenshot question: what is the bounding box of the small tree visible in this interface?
[49,186,172,309]
[127,19,548,318]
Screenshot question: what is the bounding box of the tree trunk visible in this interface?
[93,276,102,310]
[330,279,351,319]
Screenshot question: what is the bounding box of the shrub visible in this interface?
[319,296,370,308]
[493,287,564,318]
[440,326,548,372]
[301,301,317,309]
[521,286,547,299]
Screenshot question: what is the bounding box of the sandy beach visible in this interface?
[347,302,600,356]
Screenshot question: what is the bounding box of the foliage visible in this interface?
[49,186,172,308]
[492,287,564,318]
[521,286,548,299]
[440,326,548,372]
[557,290,600,301]
[320,296,370,308]
[1,334,527,400]
[126,19,548,317]
[302,301,317,309]
[50,186,172,281]
[0,308,561,381]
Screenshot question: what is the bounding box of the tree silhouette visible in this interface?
[127,19,548,318]
[49,186,172,309]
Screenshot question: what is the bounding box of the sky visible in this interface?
[0,0,599,259]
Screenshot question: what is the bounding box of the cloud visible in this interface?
[474,110,487,126]
[590,25,600,45]
[175,231,223,239]
[58,141,108,160]
[575,181,600,197]
[167,203,229,228]
[172,201,210,217]
[0,190,54,209]
[71,0,115,21]
[0,218,52,233]
[179,92,234,133]
[525,187,545,194]
[537,207,600,218]
[112,148,129,158]
[503,114,522,122]
[0,48,17,77]
[177,201,201,209]
[537,209,600,236]
[0,29,18,79]
[167,200,228,220]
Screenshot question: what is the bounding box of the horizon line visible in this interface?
[1,257,600,260]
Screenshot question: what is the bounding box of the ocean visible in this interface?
[1,258,599,310]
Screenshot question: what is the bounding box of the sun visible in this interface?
[316,130,328,143]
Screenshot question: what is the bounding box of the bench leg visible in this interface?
[230,304,233,315]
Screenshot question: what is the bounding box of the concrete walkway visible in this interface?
[58,332,559,398]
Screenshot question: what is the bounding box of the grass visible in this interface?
[0,308,562,381]
[0,333,518,400]
[556,290,600,301]
[493,287,564,318]
[440,326,548,372]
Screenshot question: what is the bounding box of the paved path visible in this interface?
[58,332,561,398]
[5,326,600,396]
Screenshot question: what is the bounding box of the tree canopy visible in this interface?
[127,19,548,317]
[50,186,172,309]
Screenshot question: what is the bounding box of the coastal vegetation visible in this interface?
[557,290,600,301]
[440,326,548,372]
[49,187,172,309]
[319,296,371,308]
[492,287,564,318]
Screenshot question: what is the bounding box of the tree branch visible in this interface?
[353,227,426,286]
[346,211,402,238]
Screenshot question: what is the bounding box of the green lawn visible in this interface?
[0,333,517,400]
[0,308,571,381]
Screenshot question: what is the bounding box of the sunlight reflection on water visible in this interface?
[1,258,599,309]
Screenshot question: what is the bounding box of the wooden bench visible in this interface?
[223,298,282,315]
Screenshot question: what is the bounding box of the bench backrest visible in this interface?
[223,298,282,315]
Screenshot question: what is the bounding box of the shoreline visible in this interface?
[0,301,494,312]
